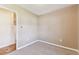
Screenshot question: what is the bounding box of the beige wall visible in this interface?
[78,5,79,49]
[0,5,38,49]
[39,5,78,49]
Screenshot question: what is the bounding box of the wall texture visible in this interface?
[39,5,78,49]
[0,5,38,49]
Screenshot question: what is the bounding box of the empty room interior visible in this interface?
[0,4,79,55]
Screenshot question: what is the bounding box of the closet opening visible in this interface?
[0,8,16,55]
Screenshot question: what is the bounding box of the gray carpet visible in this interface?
[9,41,78,55]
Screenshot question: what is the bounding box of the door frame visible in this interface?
[0,6,18,49]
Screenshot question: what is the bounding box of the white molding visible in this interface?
[0,5,16,13]
[17,39,79,54]
[17,40,39,50]
[38,40,79,53]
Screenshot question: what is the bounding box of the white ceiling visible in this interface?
[19,4,73,15]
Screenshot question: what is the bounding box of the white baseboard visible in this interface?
[38,40,79,53]
[18,40,39,50]
[17,39,79,53]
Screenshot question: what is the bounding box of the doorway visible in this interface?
[0,8,16,54]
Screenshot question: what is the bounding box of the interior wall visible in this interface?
[78,5,79,49]
[39,5,78,49]
[0,5,38,49]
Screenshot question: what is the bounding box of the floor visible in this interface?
[0,43,16,55]
[9,41,78,55]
